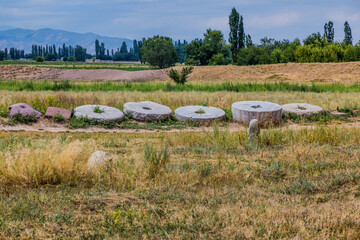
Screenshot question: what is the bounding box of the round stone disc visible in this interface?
[232,101,282,124]
[282,103,324,116]
[74,105,124,122]
[123,101,172,122]
[175,106,225,122]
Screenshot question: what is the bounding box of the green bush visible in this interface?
[35,56,44,62]
[209,53,227,65]
[144,142,170,179]
[167,66,194,85]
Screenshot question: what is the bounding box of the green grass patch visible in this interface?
[0,80,359,93]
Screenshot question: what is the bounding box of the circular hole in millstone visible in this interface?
[297,106,307,110]
[142,107,151,110]
[251,105,262,109]
[195,109,206,114]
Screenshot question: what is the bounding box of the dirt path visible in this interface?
[0,120,359,134]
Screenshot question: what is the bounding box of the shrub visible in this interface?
[54,113,65,122]
[45,52,56,61]
[93,106,104,113]
[144,142,170,178]
[167,66,194,85]
[35,56,44,62]
[11,113,38,124]
[209,53,227,65]
[67,56,75,62]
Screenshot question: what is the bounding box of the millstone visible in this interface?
[175,106,225,122]
[9,103,42,119]
[282,103,324,116]
[74,105,124,122]
[232,101,282,124]
[123,101,172,122]
[88,151,109,169]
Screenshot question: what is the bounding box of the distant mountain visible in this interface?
[0,28,134,54]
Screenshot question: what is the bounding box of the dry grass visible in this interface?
[181,62,360,85]
[0,90,359,114]
[0,126,359,238]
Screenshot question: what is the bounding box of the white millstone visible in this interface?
[87,151,109,169]
[175,106,225,122]
[282,103,324,116]
[123,101,172,122]
[74,105,124,122]
[232,101,282,124]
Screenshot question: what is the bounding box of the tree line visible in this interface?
[0,7,359,67]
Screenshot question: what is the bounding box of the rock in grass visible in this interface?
[74,105,124,122]
[123,101,172,122]
[248,119,260,144]
[88,151,109,169]
[8,103,42,119]
[232,101,282,125]
[282,103,324,116]
[45,107,72,120]
[174,106,225,122]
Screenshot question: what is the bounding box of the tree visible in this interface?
[140,36,177,69]
[120,42,128,54]
[245,34,253,47]
[229,7,239,56]
[303,32,322,45]
[0,50,4,61]
[344,21,352,45]
[74,45,87,62]
[45,52,56,61]
[239,15,245,49]
[324,21,334,43]
[95,39,100,58]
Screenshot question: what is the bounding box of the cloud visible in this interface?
[247,12,300,28]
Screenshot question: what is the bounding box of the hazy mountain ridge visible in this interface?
[0,28,134,54]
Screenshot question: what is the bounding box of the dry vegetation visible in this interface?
[0,126,360,238]
[0,62,360,239]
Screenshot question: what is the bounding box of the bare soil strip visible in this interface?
[0,120,359,133]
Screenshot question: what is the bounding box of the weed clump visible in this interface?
[167,66,194,85]
[144,142,170,178]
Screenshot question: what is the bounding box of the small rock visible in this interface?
[45,107,72,120]
[9,103,42,119]
[87,151,109,169]
[248,119,260,144]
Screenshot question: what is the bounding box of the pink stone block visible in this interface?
[45,107,72,120]
[9,103,42,119]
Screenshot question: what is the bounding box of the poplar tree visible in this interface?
[238,15,245,49]
[324,21,334,43]
[344,21,352,45]
[229,7,239,55]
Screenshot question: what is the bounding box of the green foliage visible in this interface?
[167,66,194,84]
[67,56,75,62]
[11,113,38,124]
[324,21,335,43]
[209,53,227,65]
[144,142,170,178]
[184,29,230,65]
[35,56,44,62]
[140,36,177,69]
[93,106,104,114]
[0,50,4,61]
[53,113,65,122]
[344,21,352,45]
[45,52,56,61]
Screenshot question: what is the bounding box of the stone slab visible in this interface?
[45,107,72,120]
[8,103,42,119]
[74,105,124,122]
[175,106,225,122]
[232,101,282,124]
[123,101,172,122]
[88,151,109,169]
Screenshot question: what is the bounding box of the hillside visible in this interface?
[0,28,133,54]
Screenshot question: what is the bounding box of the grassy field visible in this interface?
[0,62,360,239]
[1,127,360,238]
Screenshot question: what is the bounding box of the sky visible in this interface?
[0,0,359,44]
